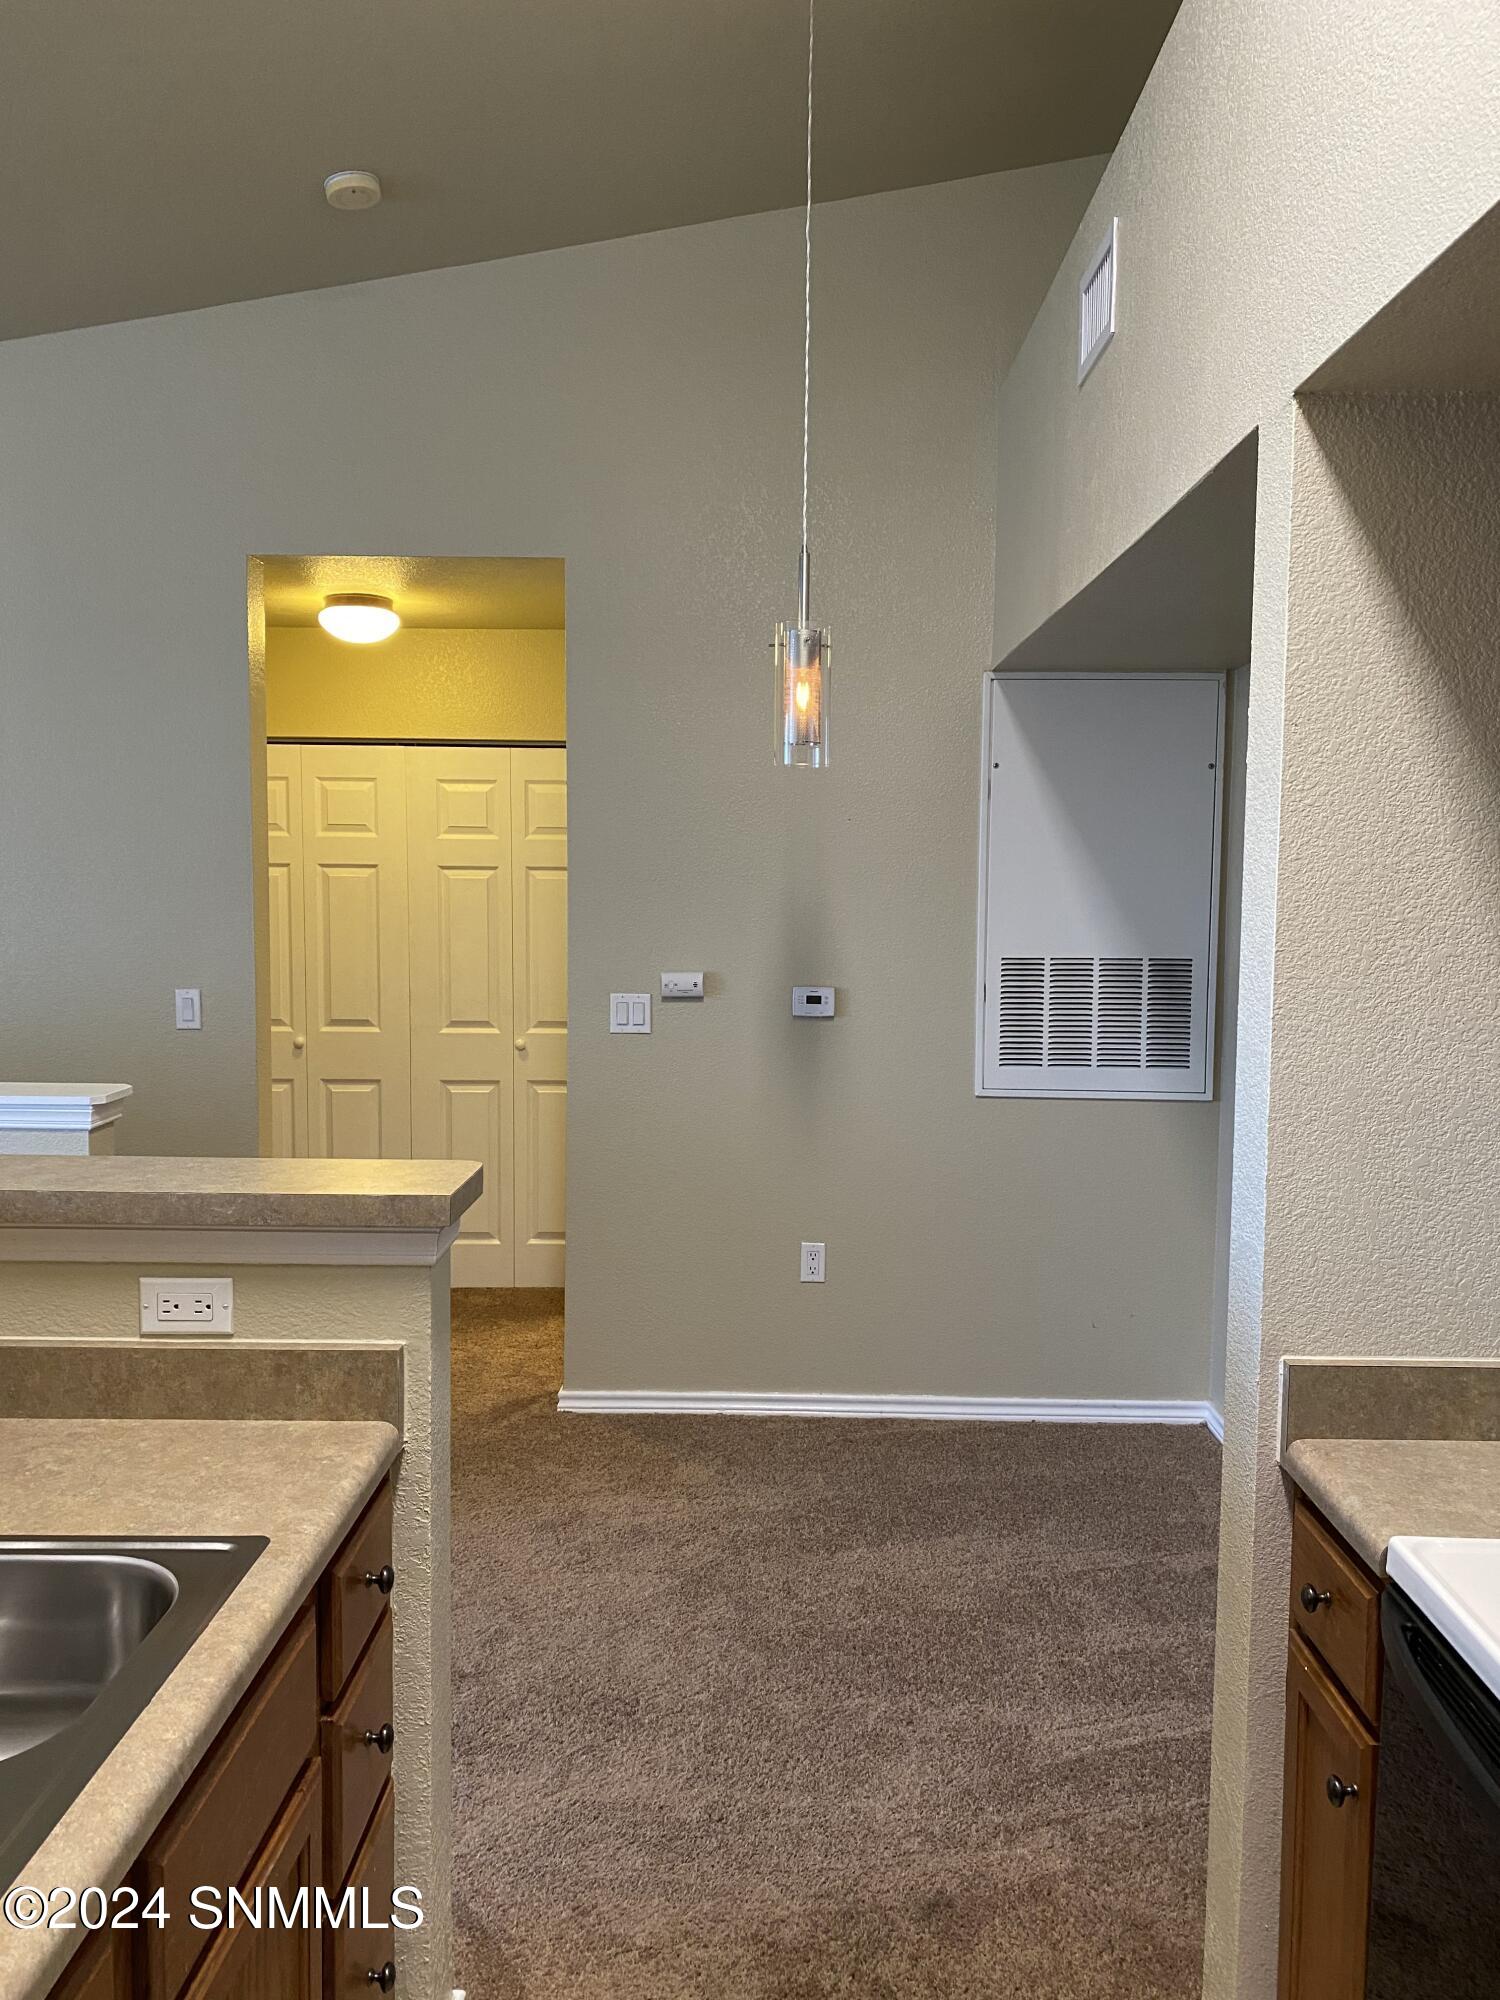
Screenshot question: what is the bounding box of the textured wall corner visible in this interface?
[1206,391,1500,1998]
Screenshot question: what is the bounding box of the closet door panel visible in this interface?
[512,749,568,1287]
[265,745,308,1156]
[407,748,514,1286]
[300,746,411,1158]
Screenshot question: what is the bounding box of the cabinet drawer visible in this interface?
[179,1759,322,2000]
[1279,1632,1376,2000]
[1289,1499,1381,1720]
[327,1783,397,2000]
[320,1480,394,1705]
[144,1607,318,2000]
[322,1609,395,1886]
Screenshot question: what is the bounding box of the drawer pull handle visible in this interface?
[364,1722,396,1755]
[1326,1775,1358,1808]
[367,1964,397,1992]
[364,1564,396,1595]
[1300,1585,1332,1614]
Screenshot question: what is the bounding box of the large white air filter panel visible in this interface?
[975,672,1224,1101]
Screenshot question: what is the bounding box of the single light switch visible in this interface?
[174,987,202,1030]
[610,993,651,1033]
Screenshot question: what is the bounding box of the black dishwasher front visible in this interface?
[1365,1584,1500,1997]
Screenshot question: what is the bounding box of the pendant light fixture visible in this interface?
[773,0,829,769]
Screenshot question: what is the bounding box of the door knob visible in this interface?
[1326,1775,1358,1808]
[292,1035,306,1052]
[515,1038,527,1053]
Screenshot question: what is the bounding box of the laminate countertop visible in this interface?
[1283,1435,1500,1573]
[0,1155,482,1233]
[0,1418,400,2000]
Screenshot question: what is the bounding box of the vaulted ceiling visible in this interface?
[5,0,1180,341]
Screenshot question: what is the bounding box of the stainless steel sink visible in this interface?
[0,1537,265,1891]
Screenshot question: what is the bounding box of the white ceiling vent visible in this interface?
[975,672,1225,1102]
[1077,219,1118,383]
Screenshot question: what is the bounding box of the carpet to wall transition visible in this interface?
[451,1292,1222,1999]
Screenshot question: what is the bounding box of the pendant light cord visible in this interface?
[800,0,814,574]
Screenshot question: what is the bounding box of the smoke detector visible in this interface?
[324,170,382,212]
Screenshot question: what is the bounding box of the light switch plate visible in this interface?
[140,1277,233,1336]
[792,986,835,1018]
[661,972,705,1000]
[610,992,651,1033]
[174,987,202,1030]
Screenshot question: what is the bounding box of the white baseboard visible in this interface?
[557,1388,1221,1427]
[1203,1402,1225,1443]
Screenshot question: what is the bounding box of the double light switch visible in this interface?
[610,993,651,1033]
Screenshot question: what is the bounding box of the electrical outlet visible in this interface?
[800,1241,825,1284]
[139,1277,233,1336]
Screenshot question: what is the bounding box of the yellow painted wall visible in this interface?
[265,624,565,740]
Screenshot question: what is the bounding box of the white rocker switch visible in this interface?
[611,993,651,1033]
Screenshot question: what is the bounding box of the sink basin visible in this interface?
[0,1550,179,1762]
[0,1537,265,1892]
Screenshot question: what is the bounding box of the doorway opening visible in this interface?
[249,553,567,1289]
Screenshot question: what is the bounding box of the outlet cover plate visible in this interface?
[140,1277,233,1336]
[800,1241,826,1283]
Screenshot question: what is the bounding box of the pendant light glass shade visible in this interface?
[774,620,830,767]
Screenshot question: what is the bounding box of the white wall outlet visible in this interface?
[610,993,651,1033]
[139,1277,233,1335]
[800,1241,826,1283]
[174,987,202,1030]
[660,972,705,1000]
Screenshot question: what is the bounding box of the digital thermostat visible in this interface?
[792,986,835,1017]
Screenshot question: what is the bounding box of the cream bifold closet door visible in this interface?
[266,743,567,1287]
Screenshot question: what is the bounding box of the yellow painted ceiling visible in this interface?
[260,554,564,630]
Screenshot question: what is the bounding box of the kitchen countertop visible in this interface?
[1283,1435,1500,1573]
[0,1418,399,2000]
[0,1155,481,1233]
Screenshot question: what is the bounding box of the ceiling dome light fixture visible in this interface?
[324,169,383,212]
[318,593,401,644]
[773,0,829,770]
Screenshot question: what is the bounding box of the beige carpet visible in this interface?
[452,1291,1222,2000]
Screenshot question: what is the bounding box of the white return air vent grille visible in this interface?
[976,673,1224,1102]
[996,956,1194,1073]
[1078,219,1118,383]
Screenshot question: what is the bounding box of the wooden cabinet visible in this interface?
[41,1477,397,2000]
[179,1764,323,2000]
[326,1784,396,2000]
[318,1481,393,1702]
[1279,1495,1382,2000]
[145,1611,319,1999]
[47,1931,132,2000]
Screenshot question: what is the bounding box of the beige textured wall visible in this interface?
[1207,665,1250,1422]
[0,1257,454,1998]
[0,160,1228,1403]
[1206,393,1500,1995]
[265,624,566,741]
[991,3,1500,665]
